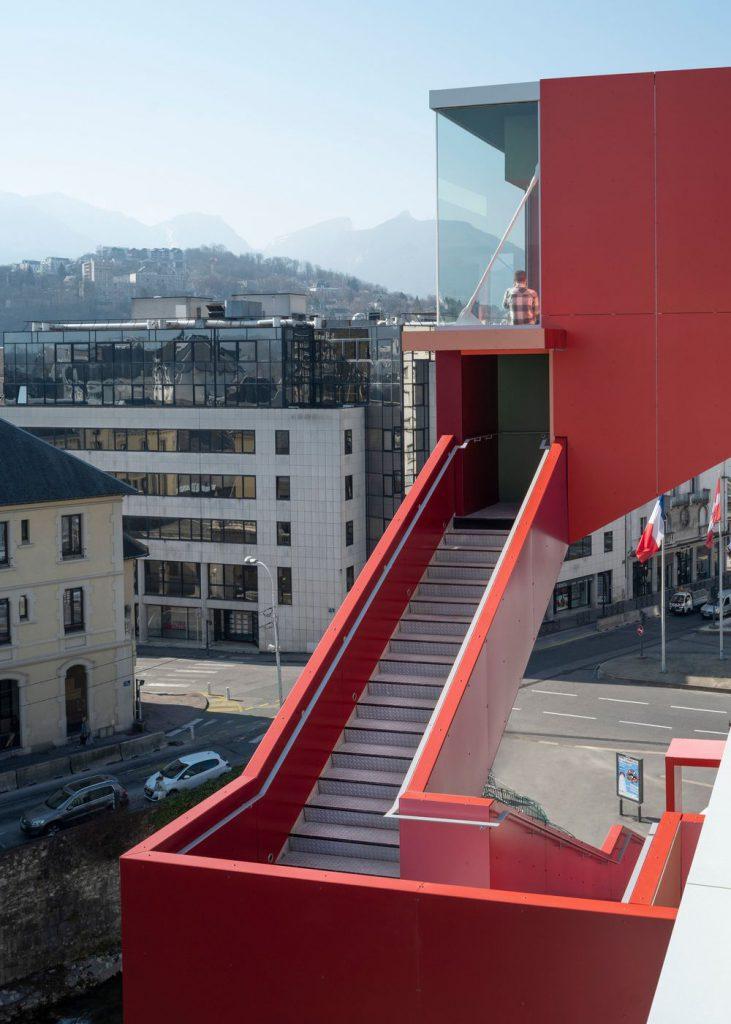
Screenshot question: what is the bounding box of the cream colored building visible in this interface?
[0,418,143,753]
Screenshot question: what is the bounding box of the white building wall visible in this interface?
[3,405,367,654]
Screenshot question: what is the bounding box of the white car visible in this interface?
[144,751,230,801]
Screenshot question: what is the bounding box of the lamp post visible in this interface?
[244,556,283,707]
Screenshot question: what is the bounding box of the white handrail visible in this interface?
[457,171,539,323]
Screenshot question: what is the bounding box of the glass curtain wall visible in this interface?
[436,101,539,325]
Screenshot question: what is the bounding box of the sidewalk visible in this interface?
[598,650,731,691]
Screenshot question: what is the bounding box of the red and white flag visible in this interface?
[706,478,722,549]
[636,497,665,564]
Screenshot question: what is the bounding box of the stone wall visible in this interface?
[0,809,150,993]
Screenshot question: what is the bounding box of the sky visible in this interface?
[3,0,731,248]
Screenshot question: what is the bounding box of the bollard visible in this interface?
[188,724,195,742]
[207,682,212,695]
[226,686,231,701]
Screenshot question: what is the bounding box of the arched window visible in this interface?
[64,665,88,737]
[0,679,20,749]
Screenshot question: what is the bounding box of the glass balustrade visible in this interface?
[436,100,540,326]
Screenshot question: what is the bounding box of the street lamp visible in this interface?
[244,556,283,707]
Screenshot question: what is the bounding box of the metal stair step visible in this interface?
[356,694,434,723]
[398,615,471,636]
[426,564,492,582]
[408,599,478,617]
[331,744,413,774]
[344,719,424,748]
[357,692,437,711]
[368,675,445,701]
[389,636,463,657]
[288,821,400,861]
[277,849,400,877]
[304,796,398,831]
[378,656,451,678]
[318,764,403,799]
[417,580,487,596]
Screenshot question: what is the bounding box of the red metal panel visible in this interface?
[551,315,656,540]
[540,72,655,317]
[658,314,731,494]
[656,67,731,313]
[630,812,681,905]
[398,791,492,888]
[126,435,458,863]
[121,852,674,1024]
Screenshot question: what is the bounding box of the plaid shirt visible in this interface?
[502,285,540,325]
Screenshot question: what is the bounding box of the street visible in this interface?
[1,617,728,851]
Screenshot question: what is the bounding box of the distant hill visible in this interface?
[0,193,251,263]
[266,211,509,298]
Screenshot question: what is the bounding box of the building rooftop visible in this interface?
[0,417,137,508]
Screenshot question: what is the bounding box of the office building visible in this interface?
[2,298,430,652]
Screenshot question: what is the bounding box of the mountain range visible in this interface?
[0,195,508,298]
[0,192,251,264]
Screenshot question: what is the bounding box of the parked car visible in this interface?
[669,589,709,615]
[701,593,731,620]
[20,775,128,837]
[144,751,230,802]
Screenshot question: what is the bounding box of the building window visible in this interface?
[146,605,202,643]
[276,476,291,501]
[207,564,258,602]
[242,431,256,454]
[277,567,292,605]
[0,600,10,644]
[18,596,28,621]
[20,520,30,544]
[61,514,83,558]
[346,565,355,591]
[0,679,20,749]
[243,476,256,500]
[124,516,256,545]
[345,521,354,547]
[0,523,7,566]
[144,560,201,598]
[553,577,591,613]
[63,587,85,633]
[633,560,653,597]
[275,430,290,455]
[677,548,692,586]
[277,522,291,546]
[345,475,353,501]
[593,573,610,602]
[603,531,613,553]
[639,516,648,534]
[565,535,591,561]
[344,429,353,455]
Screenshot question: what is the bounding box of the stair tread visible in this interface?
[370,672,447,688]
[411,595,480,604]
[358,693,437,710]
[379,652,454,665]
[337,740,416,759]
[290,820,399,846]
[278,850,400,877]
[319,765,404,786]
[346,717,426,735]
[420,576,488,585]
[401,612,473,623]
[393,632,465,644]
[307,792,392,814]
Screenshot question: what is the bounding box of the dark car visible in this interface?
[20,775,128,837]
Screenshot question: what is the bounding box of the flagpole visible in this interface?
[660,510,667,674]
[720,475,726,661]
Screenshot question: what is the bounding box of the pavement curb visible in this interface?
[596,664,731,694]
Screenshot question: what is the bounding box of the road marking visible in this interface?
[542,711,596,720]
[619,720,672,730]
[671,705,728,715]
[249,732,268,744]
[171,669,222,674]
[694,729,729,736]
[166,717,204,737]
[512,706,521,711]
[539,740,559,745]
[532,689,577,697]
[199,719,216,728]
[598,697,650,705]
[145,683,192,689]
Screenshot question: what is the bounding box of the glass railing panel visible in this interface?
[436,101,540,326]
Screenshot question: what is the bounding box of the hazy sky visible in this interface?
[3,0,731,248]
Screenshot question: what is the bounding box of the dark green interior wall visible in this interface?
[497,355,549,502]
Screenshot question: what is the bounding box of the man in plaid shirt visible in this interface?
[502,270,540,325]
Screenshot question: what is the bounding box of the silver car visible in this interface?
[20,775,128,837]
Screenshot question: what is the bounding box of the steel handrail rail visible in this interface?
[179,434,482,855]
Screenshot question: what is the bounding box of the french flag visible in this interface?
[636,497,665,564]
[706,478,722,549]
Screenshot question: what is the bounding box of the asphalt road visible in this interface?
[1,616,727,850]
